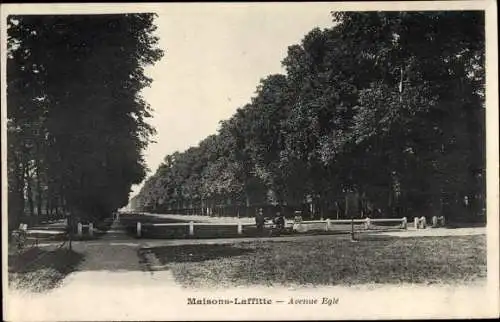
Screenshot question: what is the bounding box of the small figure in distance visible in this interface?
[273,211,285,235]
[255,208,265,235]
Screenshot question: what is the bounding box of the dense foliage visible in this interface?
[133,11,485,221]
[7,14,164,228]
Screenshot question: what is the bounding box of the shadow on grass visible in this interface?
[142,244,255,265]
[151,234,486,288]
[8,247,84,293]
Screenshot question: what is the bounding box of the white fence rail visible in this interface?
[77,222,94,237]
[134,217,408,238]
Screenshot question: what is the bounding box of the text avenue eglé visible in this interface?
[187,297,339,306]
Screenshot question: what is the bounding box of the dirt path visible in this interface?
[140,212,257,224]
[378,227,486,237]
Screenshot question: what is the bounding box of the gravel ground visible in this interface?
[378,227,486,237]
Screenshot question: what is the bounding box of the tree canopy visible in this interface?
[132,11,485,221]
[7,14,164,227]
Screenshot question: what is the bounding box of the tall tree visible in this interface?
[133,11,484,223]
[7,14,164,225]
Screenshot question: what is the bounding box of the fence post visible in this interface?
[364,217,371,230]
[402,217,407,229]
[89,222,94,237]
[137,221,142,238]
[420,216,427,229]
[432,215,438,228]
[237,222,243,235]
[325,219,331,231]
[414,217,419,229]
[189,221,194,236]
[77,222,83,237]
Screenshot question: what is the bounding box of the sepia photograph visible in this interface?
[1,2,499,321]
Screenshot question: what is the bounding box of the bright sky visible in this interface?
[130,4,339,197]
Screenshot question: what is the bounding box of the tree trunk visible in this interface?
[25,163,35,217]
[54,197,59,217]
[245,193,250,217]
[345,194,349,219]
[60,193,66,216]
[35,157,43,217]
[45,197,51,218]
[9,155,26,229]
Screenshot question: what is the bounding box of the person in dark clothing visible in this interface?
[274,211,285,234]
[255,208,265,234]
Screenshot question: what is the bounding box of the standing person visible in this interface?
[294,210,303,223]
[275,211,285,234]
[255,208,265,235]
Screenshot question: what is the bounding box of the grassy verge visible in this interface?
[141,234,486,288]
[8,246,84,293]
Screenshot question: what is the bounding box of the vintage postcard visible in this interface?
[1,1,499,321]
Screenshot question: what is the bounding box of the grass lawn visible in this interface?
[8,246,84,293]
[141,234,486,288]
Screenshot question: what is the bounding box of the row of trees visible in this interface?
[7,14,163,229]
[131,11,485,221]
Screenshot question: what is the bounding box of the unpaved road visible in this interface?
[379,227,486,237]
[140,212,257,224]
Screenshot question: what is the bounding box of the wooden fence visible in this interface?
[134,217,408,238]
